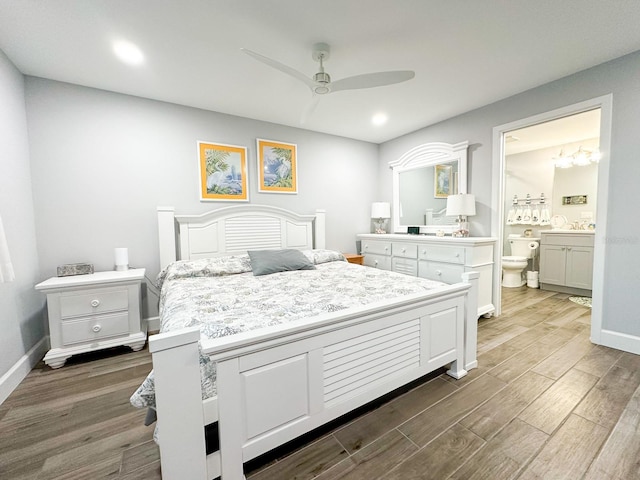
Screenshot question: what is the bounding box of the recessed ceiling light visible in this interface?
[372,113,388,126]
[113,40,144,66]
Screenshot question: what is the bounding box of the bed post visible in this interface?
[217,358,247,480]
[158,206,176,270]
[314,209,326,249]
[461,271,480,370]
[149,328,207,480]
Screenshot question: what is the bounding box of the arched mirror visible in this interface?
[389,141,468,234]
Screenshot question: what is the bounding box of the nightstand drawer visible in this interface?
[62,312,130,345]
[60,289,129,318]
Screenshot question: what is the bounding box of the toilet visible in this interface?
[502,236,540,288]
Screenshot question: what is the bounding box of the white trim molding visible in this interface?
[491,94,612,330]
[0,336,49,405]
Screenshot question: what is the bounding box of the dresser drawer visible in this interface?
[418,261,464,284]
[363,253,392,270]
[392,243,418,259]
[59,288,129,318]
[61,312,130,345]
[361,240,391,256]
[418,246,465,264]
[392,257,418,276]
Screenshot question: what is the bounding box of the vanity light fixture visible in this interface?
[113,40,144,66]
[553,146,601,168]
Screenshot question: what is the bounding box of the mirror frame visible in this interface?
[389,141,468,234]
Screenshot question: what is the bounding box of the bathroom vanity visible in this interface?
[356,233,497,317]
[539,230,594,295]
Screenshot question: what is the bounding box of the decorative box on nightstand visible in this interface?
[35,269,147,368]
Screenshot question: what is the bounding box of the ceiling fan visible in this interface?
[241,43,415,122]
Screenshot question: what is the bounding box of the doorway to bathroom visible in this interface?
[491,95,612,345]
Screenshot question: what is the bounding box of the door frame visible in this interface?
[491,94,612,344]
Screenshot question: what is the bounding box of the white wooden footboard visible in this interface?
[150,273,479,480]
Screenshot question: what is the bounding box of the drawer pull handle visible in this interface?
[92,325,102,333]
[436,270,442,276]
[90,299,100,308]
[455,253,460,258]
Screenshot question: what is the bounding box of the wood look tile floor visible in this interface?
[2,287,640,479]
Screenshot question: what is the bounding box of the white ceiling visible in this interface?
[1,1,640,144]
[505,109,601,155]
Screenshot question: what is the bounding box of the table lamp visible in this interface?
[371,202,391,234]
[446,194,476,237]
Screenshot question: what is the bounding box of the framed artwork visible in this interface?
[198,141,248,202]
[257,139,297,194]
[434,164,452,198]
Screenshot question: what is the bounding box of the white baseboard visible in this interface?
[595,329,640,355]
[146,316,160,334]
[0,336,49,405]
[1,319,160,406]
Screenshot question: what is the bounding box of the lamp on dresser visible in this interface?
[446,193,476,237]
[371,202,391,234]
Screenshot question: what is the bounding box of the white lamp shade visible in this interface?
[446,194,476,216]
[114,247,129,271]
[371,202,391,219]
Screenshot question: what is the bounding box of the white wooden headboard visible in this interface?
[157,205,326,269]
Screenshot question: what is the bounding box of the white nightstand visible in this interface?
[35,269,147,368]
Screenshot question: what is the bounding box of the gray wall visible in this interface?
[25,78,379,317]
[379,50,640,338]
[0,50,44,378]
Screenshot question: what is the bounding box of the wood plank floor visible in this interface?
[2,287,640,479]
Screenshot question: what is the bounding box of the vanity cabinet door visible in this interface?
[539,245,566,285]
[565,246,594,289]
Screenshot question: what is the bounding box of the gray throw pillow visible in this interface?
[248,249,316,276]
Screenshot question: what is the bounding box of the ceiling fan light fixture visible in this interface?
[314,85,330,95]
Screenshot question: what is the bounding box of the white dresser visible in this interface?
[357,234,496,317]
[36,269,147,368]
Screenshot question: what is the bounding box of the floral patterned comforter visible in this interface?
[130,250,448,410]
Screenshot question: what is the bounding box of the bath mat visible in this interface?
[569,296,592,308]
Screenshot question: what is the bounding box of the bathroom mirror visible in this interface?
[389,141,468,234]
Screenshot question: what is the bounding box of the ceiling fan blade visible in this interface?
[300,94,320,125]
[241,48,316,89]
[330,70,415,93]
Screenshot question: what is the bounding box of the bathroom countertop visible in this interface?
[542,229,595,234]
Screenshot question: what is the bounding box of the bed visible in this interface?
[138,205,479,480]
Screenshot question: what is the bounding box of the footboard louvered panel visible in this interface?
[323,320,421,405]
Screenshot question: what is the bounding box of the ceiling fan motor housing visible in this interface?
[313,71,331,84]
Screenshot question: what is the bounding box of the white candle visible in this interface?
[114,247,129,271]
